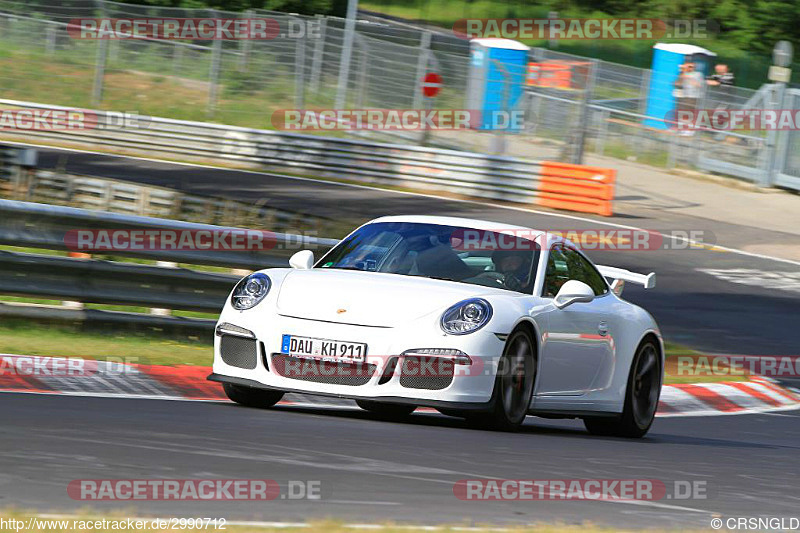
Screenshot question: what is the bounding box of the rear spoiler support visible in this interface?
[597,265,656,296]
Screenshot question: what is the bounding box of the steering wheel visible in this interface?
[476,271,506,285]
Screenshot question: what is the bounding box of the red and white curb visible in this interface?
[1,354,798,417]
[657,377,800,417]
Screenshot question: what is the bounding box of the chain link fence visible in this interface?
[0,0,794,188]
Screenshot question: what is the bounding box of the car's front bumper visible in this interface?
[209,310,503,406]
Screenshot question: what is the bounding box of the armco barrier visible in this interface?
[0,198,339,269]
[538,162,616,217]
[0,99,618,216]
[0,198,340,331]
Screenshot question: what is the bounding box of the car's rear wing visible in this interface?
[597,265,656,296]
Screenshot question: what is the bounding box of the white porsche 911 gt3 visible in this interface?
[209,215,663,437]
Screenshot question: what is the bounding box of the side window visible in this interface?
[543,245,608,297]
[543,245,570,297]
[562,247,608,296]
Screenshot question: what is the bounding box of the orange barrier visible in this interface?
[527,62,571,89]
[538,162,616,217]
[527,60,593,90]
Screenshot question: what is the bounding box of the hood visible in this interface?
[275,269,497,327]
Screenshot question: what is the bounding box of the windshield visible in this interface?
[316,222,540,294]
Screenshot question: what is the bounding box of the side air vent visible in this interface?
[219,335,258,369]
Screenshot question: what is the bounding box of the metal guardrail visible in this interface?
[0,198,341,332]
[0,99,548,204]
[0,198,339,270]
[2,167,330,233]
[0,250,238,313]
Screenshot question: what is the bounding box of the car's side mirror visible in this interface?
[289,250,314,270]
[553,280,595,309]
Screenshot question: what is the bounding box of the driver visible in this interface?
[492,250,532,292]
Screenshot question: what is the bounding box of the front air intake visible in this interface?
[219,335,258,369]
[399,356,455,390]
[271,354,376,386]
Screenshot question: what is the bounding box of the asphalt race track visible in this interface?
[3,394,800,528]
[2,147,798,528]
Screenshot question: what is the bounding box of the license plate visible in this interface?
[281,334,367,363]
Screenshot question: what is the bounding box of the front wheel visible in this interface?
[356,399,416,417]
[471,328,536,432]
[223,383,284,409]
[584,339,661,438]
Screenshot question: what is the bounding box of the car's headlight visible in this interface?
[231,273,271,310]
[440,298,492,335]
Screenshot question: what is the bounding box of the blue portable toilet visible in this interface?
[466,38,530,131]
[644,43,716,129]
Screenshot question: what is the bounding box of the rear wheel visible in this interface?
[471,328,536,431]
[223,383,284,409]
[356,399,416,417]
[583,339,661,438]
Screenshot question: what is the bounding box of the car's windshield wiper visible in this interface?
[422,275,459,282]
[326,268,458,282]
[327,266,366,271]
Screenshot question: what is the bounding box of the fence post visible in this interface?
[91,0,108,106]
[91,37,108,107]
[354,35,368,108]
[172,43,184,75]
[238,9,254,71]
[309,15,326,94]
[762,82,786,187]
[335,0,359,110]
[634,68,650,154]
[667,130,677,169]
[207,30,222,116]
[570,59,597,164]
[294,17,307,109]
[412,31,432,110]
[488,60,509,155]
[595,109,609,156]
[45,24,56,55]
[150,261,178,316]
[528,91,542,137]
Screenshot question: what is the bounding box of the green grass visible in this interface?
[0,320,212,366]
[0,39,324,130]
[601,140,671,168]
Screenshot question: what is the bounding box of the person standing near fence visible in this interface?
[673,64,687,131]
[682,62,705,110]
[678,62,705,135]
[707,63,735,88]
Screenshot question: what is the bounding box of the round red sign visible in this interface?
[421,72,442,98]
